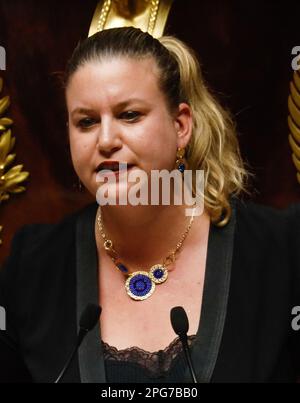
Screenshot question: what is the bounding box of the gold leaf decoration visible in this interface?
[0,76,30,244]
[288,70,300,184]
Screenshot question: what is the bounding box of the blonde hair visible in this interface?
[159,36,249,226]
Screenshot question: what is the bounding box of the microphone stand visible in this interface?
[179,333,198,383]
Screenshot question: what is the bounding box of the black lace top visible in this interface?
[102,335,197,383]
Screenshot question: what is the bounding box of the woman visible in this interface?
[0,27,299,383]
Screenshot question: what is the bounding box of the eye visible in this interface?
[76,117,98,129]
[119,110,141,122]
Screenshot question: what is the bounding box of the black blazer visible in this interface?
[0,200,300,383]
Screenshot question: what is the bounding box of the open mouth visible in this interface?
[96,162,135,177]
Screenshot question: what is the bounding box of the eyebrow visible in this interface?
[70,99,151,118]
[70,108,95,118]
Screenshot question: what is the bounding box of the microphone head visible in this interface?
[79,303,101,332]
[170,306,189,336]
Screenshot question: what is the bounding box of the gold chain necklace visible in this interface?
[96,206,197,301]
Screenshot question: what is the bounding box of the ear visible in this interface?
[173,103,193,148]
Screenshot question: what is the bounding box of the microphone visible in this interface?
[170,306,198,383]
[54,303,102,383]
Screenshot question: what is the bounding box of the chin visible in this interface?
[95,182,131,206]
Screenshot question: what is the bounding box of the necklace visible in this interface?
[96,206,197,301]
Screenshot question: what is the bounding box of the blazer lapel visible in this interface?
[76,203,106,383]
[188,204,236,383]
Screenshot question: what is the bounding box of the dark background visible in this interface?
[0,0,299,261]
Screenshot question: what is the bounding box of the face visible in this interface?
[66,56,192,199]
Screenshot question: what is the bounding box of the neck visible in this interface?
[95,203,209,273]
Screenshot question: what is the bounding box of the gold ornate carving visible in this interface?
[88,0,174,38]
[288,70,300,184]
[0,77,29,244]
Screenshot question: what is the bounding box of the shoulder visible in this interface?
[0,203,98,289]
[234,198,300,238]
[6,202,98,262]
[231,199,300,277]
[233,199,290,244]
[234,198,287,224]
[231,198,300,278]
[0,202,98,323]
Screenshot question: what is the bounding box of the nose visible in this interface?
[96,117,122,156]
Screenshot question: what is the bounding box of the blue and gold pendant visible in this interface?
[149,264,168,284]
[125,264,168,301]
